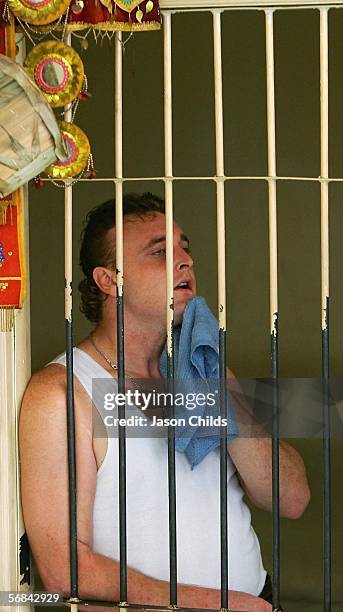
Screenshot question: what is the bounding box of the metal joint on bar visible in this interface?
[211,8,224,15]
[65,598,81,612]
[265,7,275,16]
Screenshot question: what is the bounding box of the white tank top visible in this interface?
[51,348,266,596]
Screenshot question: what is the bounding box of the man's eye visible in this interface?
[152,249,166,256]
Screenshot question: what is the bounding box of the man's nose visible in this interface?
[174,246,193,270]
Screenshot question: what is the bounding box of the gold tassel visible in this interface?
[0,201,10,225]
[0,306,15,332]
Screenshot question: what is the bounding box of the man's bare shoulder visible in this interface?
[21,363,68,413]
[21,361,93,420]
[26,362,67,390]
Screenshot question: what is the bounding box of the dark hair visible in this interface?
[79,192,165,324]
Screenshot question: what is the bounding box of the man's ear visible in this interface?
[92,267,116,297]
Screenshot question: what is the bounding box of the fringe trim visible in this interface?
[64,20,161,32]
[0,307,15,332]
[0,201,10,225]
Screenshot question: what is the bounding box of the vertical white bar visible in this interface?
[163,12,174,353]
[15,191,32,609]
[114,33,129,604]
[0,32,32,612]
[265,9,278,337]
[64,33,78,612]
[64,185,73,322]
[64,33,73,325]
[320,10,331,611]
[265,12,282,610]
[163,15,178,604]
[213,12,230,608]
[320,8,329,328]
[14,43,32,612]
[0,331,17,589]
[213,10,226,332]
[14,196,32,610]
[0,189,31,612]
[115,33,124,297]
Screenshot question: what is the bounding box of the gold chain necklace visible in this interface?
[89,334,135,380]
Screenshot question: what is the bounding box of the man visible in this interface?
[20,193,310,611]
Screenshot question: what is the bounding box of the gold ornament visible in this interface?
[136,7,143,23]
[7,0,71,26]
[71,0,84,15]
[24,41,84,109]
[45,122,90,179]
[146,0,153,13]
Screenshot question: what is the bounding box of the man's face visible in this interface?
[110,212,197,327]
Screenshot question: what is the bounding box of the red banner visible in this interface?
[0,195,25,309]
[0,8,26,329]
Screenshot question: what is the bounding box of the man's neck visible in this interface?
[92,318,166,379]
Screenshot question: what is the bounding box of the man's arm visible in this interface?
[227,369,311,519]
[19,366,271,611]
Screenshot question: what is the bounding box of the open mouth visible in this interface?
[174,281,192,292]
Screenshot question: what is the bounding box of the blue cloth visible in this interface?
[159,296,239,469]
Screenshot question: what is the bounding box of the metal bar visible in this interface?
[115,31,128,606]
[319,8,331,611]
[160,1,339,9]
[63,32,79,610]
[65,180,79,609]
[163,11,178,607]
[265,9,282,611]
[212,10,229,611]
[67,598,220,611]
[42,174,343,183]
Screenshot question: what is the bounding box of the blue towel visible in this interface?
[159,296,239,469]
